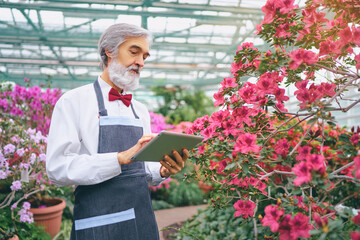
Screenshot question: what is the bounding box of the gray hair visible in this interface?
[98,23,153,70]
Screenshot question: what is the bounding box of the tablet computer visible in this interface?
[130,131,204,162]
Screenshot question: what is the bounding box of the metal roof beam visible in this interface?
[2,2,263,22]
[39,0,263,15]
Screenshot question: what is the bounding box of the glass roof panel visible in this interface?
[0,0,269,95]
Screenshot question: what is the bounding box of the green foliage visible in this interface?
[151,86,215,125]
[151,200,175,210]
[0,208,51,240]
[171,205,270,240]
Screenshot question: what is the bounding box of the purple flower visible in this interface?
[39,153,46,162]
[23,201,31,210]
[3,144,16,154]
[11,203,17,210]
[10,180,22,191]
[0,170,7,179]
[16,148,25,157]
[19,210,34,224]
[30,153,36,164]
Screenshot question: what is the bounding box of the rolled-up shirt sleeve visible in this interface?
[46,91,121,187]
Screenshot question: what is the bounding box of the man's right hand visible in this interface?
[117,134,157,165]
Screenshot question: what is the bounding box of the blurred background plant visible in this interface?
[151,86,215,125]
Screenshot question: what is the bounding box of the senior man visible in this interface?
[46,23,189,240]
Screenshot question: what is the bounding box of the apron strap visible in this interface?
[130,103,139,119]
[94,78,140,119]
[93,80,108,116]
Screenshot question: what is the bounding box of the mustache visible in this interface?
[127,65,140,74]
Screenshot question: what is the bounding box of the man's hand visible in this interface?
[117,134,157,165]
[159,148,189,178]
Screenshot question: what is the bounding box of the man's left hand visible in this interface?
[160,149,189,178]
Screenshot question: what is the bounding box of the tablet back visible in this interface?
[131,131,204,162]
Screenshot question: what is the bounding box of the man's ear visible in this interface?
[105,49,111,58]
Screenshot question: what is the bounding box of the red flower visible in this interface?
[352,211,360,225]
[351,134,360,146]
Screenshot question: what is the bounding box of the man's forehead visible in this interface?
[121,36,149,50]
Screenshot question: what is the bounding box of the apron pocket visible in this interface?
[74,208,139,240]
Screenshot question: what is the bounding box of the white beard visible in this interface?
[108,60,140,91]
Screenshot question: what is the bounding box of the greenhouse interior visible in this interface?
[1,0,360,239]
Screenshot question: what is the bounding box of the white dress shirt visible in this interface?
[46,76,165,187]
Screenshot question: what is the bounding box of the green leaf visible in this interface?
[242,162,249,174]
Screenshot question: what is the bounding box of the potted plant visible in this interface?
[184,0,360,239]
[0,81,64,239]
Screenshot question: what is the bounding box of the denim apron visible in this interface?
[70,80,159,240]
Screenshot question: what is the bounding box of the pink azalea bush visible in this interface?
[0,80,62,135]
[187,0,360,239]
[149,111,174,133]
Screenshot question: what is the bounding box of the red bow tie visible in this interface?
[109,88,132,107]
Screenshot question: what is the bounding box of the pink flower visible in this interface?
[296,145,312,161]
[290,213,313,239]
[351,232,360,240]
[292,161,311,186]
[238,83,258,104]
[351,134,360,146]
[231,62,242,76]
[262,205,285,232]
[232,106,253,127]
[221,77,238,89]
[200,125,215,140]
[338,26,353,46]
[23,201,31,210]
[354,156,360,179]
[355,54,360,69]
[289,49,318,70]
[279,214,292,240]
[233,199,256,219]
[353,26,360,45]
[10,180,22,191]
[3,144,16,154]
[213,91,225,107]
[274,138,290,159]
[256,72,280,97]
[234,133,261,154]
[273,87,289,102]
[306,154,325,171]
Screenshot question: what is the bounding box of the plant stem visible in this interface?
[325,77,359,105]
[260,170,295,180]
[329,161,354,176]
[289,121,316,156]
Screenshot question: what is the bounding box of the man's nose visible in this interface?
[134,56,144,68]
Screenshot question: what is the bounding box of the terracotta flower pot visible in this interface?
[29,197,66,238]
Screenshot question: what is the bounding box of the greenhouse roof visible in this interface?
[0,0,269,96]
